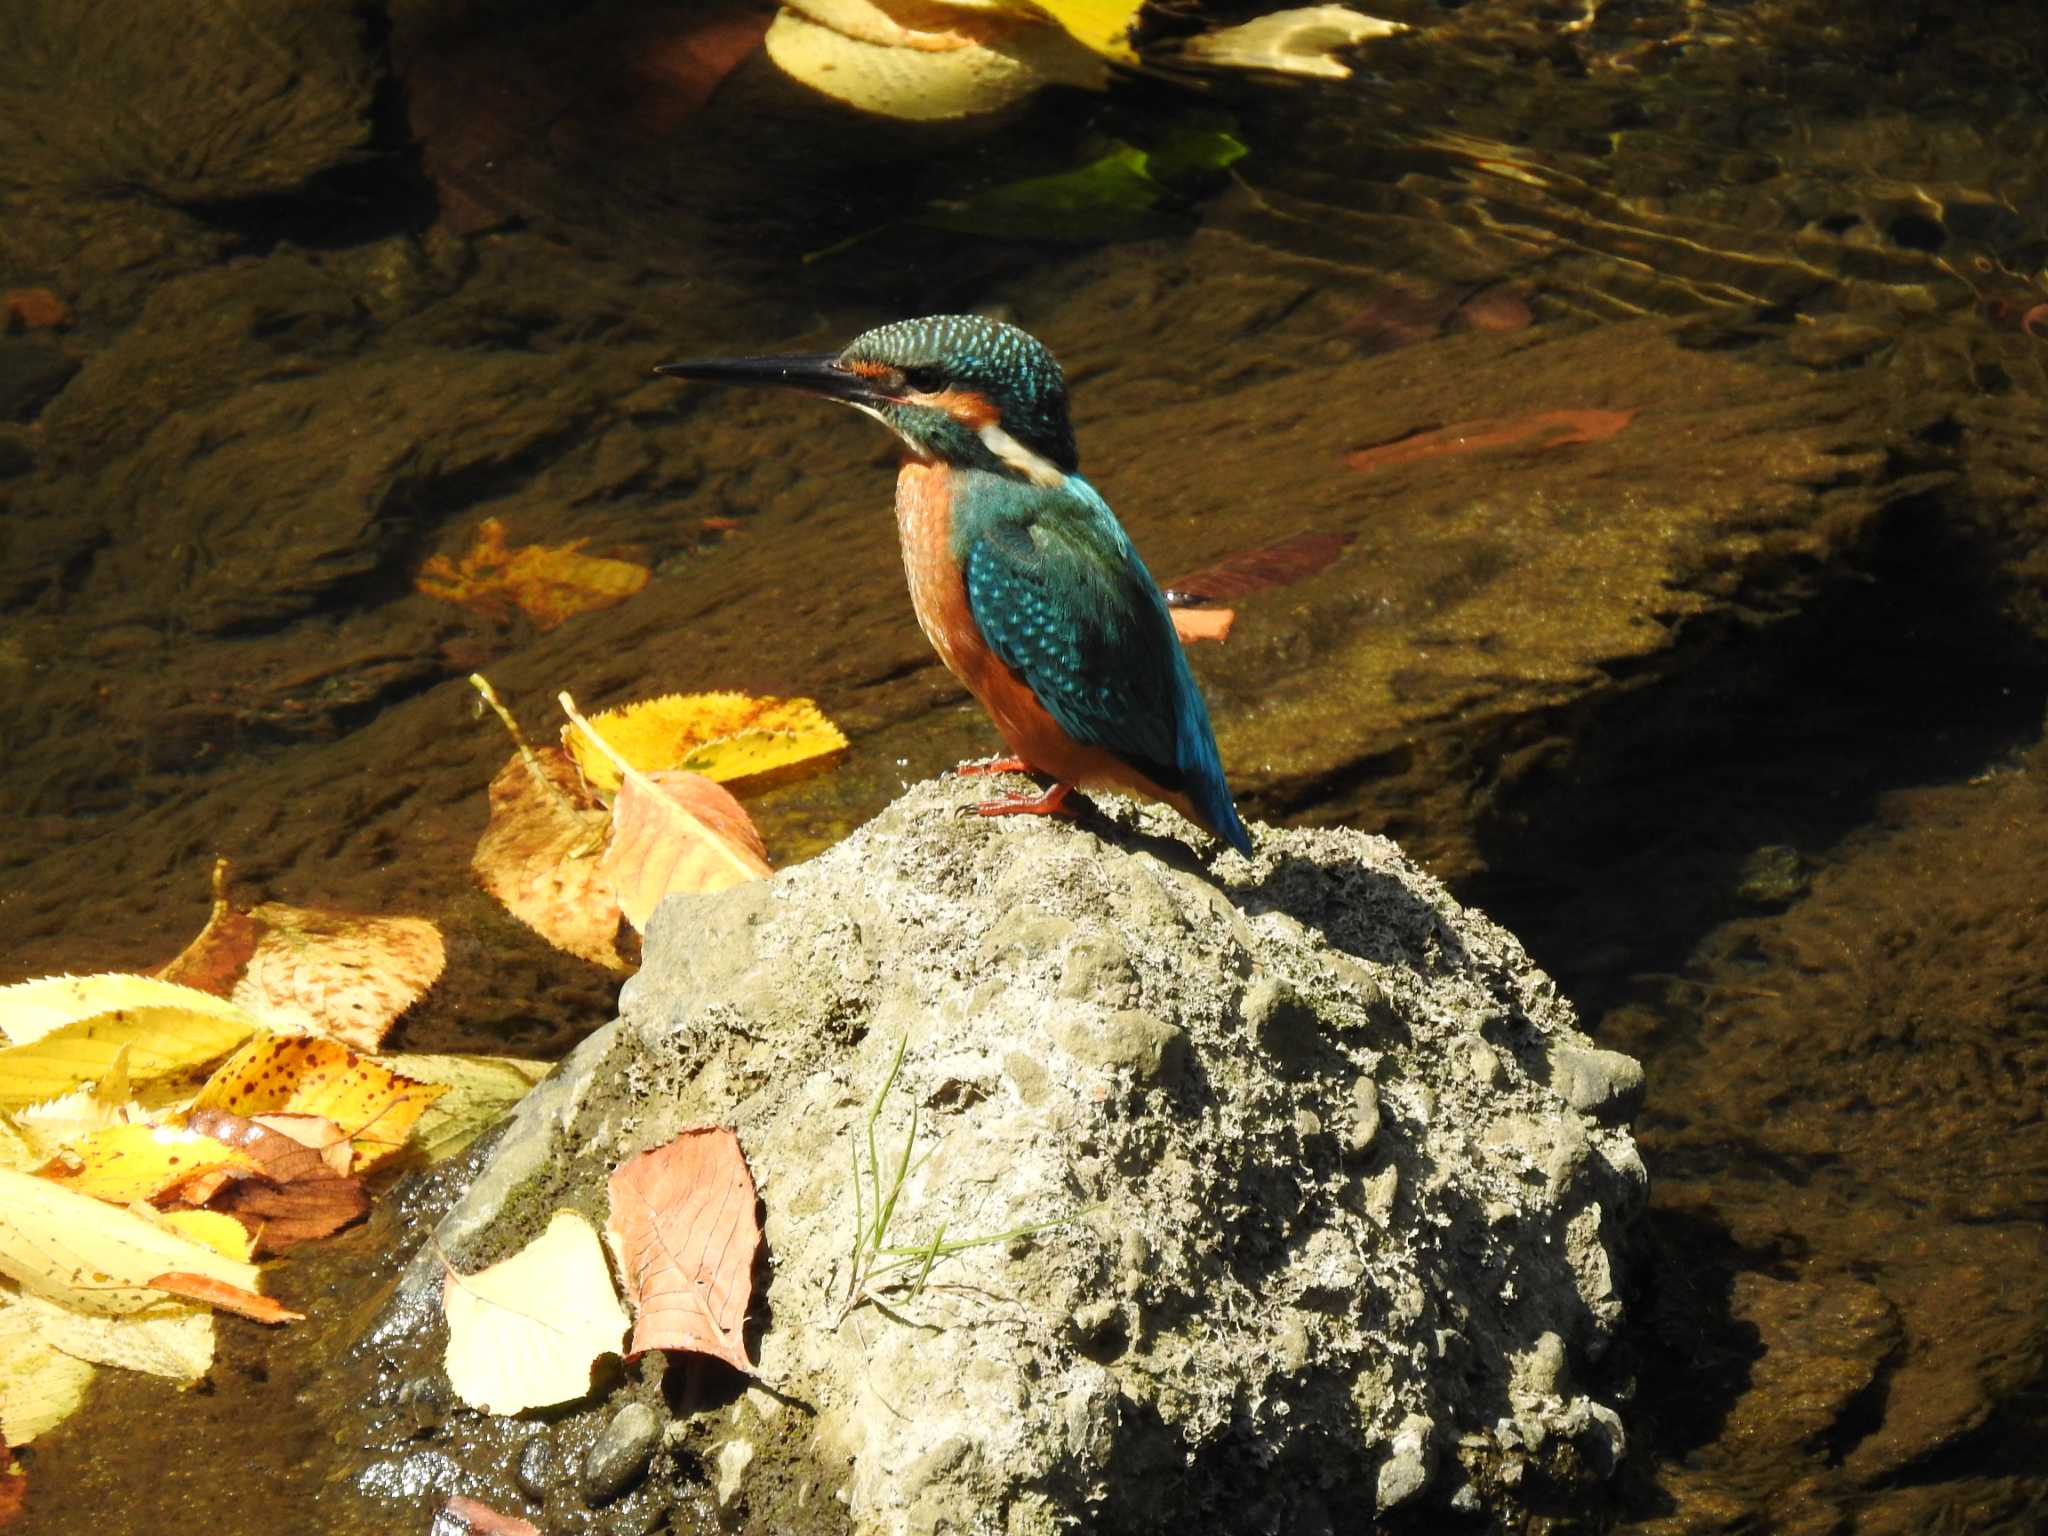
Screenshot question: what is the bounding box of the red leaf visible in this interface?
[1163,531,1351,605]
[605,1128,760,1373]
[436,1495,543,1536]
[1344,409,1637,474]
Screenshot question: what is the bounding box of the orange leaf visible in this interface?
[1344,409,1637,474]
[180,1108,369,1254]
[605,1127,760,1373]
[189,1035,446,1173]
[144,1272,302,1324]
[416,516,649,630]
[437,1496,542,1536]
[471,747,629,971]
[1168,606,1235,644]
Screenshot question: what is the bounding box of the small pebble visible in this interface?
[583,1401,661,1505]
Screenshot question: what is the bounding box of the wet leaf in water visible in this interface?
[605,1127,760,1373]
[563,691,848,798]
[158,859,445,1052]
[441,1210,629,1415]
[436,1495,543,1536]
[1174,5,1407,80]
[190,1035,446,1174]
[472,746,629,973]
[1164,530,1352,605]
[374,1054,553,1166]
[180,1107,370,1255]
[1344,409,1638,474]
[1169,607,1236,644]
[8,1290,214,1385]
[416,517,650,631]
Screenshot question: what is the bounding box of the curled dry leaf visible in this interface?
[416,516,650,630]
[605,1127,761,1374]
[1344,408,1638,474]
[562,691,848,798]
[158,860,446,1052]
[441,1210,629,1415]
[472,746,629,972]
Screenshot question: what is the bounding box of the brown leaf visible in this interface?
[605,1127,760,1373]
[178,1108,369,1254]
[435,1495,543,1536]
[158,859,446,1050]
[1343,409,1637,474]
[1163,530,1351,606]
[144,1272,303,1324]
[472,747,629,971]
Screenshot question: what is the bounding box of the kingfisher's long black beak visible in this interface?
[653,353,892,409]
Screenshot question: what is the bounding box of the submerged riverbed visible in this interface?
[3,0,2046,1531]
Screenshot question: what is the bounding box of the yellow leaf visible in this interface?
[376,1054,553,1165]
[0,1295,95,1444]
[0,1167,262,1315]
[416,516,650,631]
[11,1087,141,1158]
[562,691,848,797]
[0,1005,259,1112]
[0,972,260,1047]
[35,1123,261,1204]
[0,1115,35,1172]
[190,1034,447,1173]
[155,1209,257,1262]
[442,1210,629,1414]
[1021,0,1141,62]
[10,1289,215,1383]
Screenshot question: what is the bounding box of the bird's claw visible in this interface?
[953,755,1030,778]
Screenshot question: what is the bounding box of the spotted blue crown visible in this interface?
[840,315,1079,474]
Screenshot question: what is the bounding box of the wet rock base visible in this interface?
[348,778,1645,1533]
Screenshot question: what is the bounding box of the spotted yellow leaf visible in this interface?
[562,691,847,797]
[35,1123,261,1204]
[191,1034,446,1172]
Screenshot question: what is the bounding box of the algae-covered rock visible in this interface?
[352,777,1645,1532]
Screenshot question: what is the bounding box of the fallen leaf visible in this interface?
[8,1290,214,1383]
[563,692,848,798]
[416,517,649,630]
[0,972,259,1048]
[251,1113,355,1176]
[2,288,70,330]
[376,1054,552,1165]
[0,992,259,1112]
[442,1210,629,1414]
[563,695,772,932]
[1175,5,1407,80]
[1169,607,1236,644]
[154,1209,257,1262]
[1164,531,1352,605]
[159,860,445,1051]
[35,1123,261,1205]
[1343,408,1638,474]
[0,1296,94,1445]
[472,746,629,972]
[145,1272,302,1324]
[0,1167,263,1315]
[605,1127,760,1373]
[436,1495,544,1536]
[190,1036,446,1173]
[179,1107,370,1253]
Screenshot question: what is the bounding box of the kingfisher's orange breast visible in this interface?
[892,462,1195,817]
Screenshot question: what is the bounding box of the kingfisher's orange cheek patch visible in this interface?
[920,387,998,427]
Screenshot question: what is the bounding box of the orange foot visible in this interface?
[975,781,1082,821]
[954,755,1030,777]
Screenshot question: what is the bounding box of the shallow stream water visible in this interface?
[3,0,2046,1531]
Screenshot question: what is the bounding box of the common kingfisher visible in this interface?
[656,314,1253,857]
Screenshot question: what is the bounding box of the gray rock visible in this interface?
[513,1435,556,1501]
[1546,1041,1647,1122]
[365,778,1646,1532]
[581,1402,660,1506]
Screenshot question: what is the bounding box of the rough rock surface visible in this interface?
[357,778,1646,1532]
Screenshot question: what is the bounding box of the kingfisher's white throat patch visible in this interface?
[975,420,1065,486]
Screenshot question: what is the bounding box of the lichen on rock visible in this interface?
[356,776,1645,1531]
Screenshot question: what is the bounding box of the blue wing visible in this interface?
[958,473,1252,854]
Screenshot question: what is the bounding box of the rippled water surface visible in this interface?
[4,0,2046,1531]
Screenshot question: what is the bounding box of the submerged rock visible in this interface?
[354,777,1645,1531]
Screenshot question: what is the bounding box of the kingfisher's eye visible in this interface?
[901,365,946,393]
